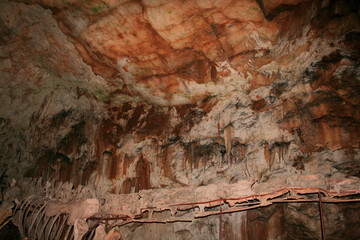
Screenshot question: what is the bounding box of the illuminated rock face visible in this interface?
[0,0,360,239]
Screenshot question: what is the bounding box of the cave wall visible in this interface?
[0,0,360,239]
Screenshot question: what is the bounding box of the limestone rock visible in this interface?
[0,0,359,239]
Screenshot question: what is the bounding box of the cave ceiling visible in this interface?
[5,0,357,105]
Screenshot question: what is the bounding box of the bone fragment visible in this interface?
[46,198,99,225]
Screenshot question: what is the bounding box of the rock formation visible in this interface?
[0,0,359,239]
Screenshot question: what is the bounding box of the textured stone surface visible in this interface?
[0,0,360,239]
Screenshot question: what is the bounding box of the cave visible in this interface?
[0,0,360,239]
